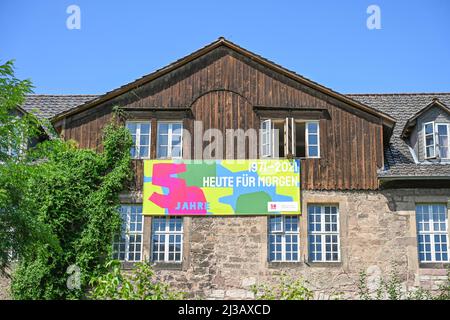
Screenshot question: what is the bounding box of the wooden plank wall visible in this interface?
[62,47,384,190]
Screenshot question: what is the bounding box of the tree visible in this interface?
[0,60,49,274]
[0,60,135,299]
[10,121,133,299]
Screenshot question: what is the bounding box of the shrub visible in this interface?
[358,265,450,300]
[251,274,313,300]
[89,261,185,300]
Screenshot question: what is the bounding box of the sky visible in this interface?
[0,0,449,95]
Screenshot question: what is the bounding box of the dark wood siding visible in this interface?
[62,47,384,190]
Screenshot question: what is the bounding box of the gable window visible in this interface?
[416,204,449,263]
[157,122,183,159]
[126,122,151,159]
[306,122,320,158]
[423,122,450,160]
[437,124,449,159]
[260,118,320,158]
[113,205,144,262]
[151,217,183,262]
[260,119,273,158]
[268,216,299,262]
[308,204,340,262]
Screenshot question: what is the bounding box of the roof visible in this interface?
[18,37,449,180]
[401,98,450,138]
[50,37,395,126]
[22,94,98,119]
[348,93,450,179]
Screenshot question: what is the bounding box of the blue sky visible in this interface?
[1,0,449,94]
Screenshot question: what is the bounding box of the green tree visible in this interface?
[0,60,135,299]
[10,121,133,299]
[0,60,52,275]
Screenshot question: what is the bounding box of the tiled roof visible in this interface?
[21,91,450,179]
[347,93,450,178]
[22,94,98,119]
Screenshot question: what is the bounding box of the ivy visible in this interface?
[10,119,133,299]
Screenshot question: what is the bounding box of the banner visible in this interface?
[143,159,301,215]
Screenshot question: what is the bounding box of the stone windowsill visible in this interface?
[267,261,303,268]
[120,261,184,271]
[419,262,450,270]
[305,261,343,268]
[151,262,184,270]
[121,261,138,270]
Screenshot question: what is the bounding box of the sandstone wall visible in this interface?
[150,189,450,299]
[2,188,448,300]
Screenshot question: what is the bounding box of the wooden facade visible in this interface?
[56,41,392,191]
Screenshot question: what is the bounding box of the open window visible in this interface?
[260,118,320,158]
[424,122,436,159]
[423,122,450,160]
[436,124,449,159]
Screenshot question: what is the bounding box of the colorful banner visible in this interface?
[143,159,301,215]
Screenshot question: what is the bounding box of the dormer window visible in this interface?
[424,122,436,159]
[437,124,449,159]
[424,122,450,160]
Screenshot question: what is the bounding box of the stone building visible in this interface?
[3,38,449,299]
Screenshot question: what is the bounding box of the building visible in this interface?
[10,38,450,299]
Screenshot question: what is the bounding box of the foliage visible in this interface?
[251,274,313,300]
[434,268,450,300]
[358,265,450,300]
[0,60,55,275]
[9,119,133,299]
[89,260,185,300]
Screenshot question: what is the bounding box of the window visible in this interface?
[126,122,151,159]
[113,205,144,262]
[268,216,299,262]
[306,122,320,158]
[308,205,340,262]
[260,118,320,158]
[0,124,25,161]
[260,119,272,158]
[423,122,450,160]
[151,217,183,262]
[416,204,449,263]
[437,124,449,159]
[424,122,436,159]
[157,122,183,159]
[295,122,306,158]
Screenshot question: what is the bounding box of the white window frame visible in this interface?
[436,123,450,160]
[423,121,436,159]
[126,121,151,159]
[260,118,320,159]
[285,117,295,156]
[157,121,183,159]
[113,205,144,262]
[416,203,449,263]
[0,121,26,161]
[151,217,184,263]
[268,216,300,262]
[308,204,340,262]
[260,119,273,158]
[305,121,320,158]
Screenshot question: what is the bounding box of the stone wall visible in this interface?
[0,269,11,300]
[1,188,448,300]
[151,188,450,299]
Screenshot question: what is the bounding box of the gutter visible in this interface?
[379,175,450,181]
